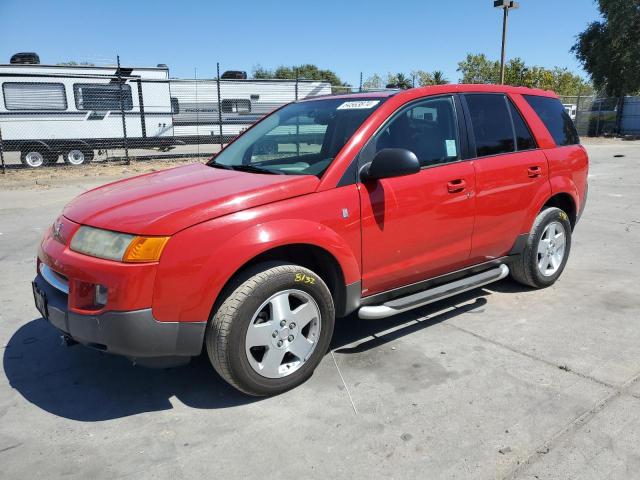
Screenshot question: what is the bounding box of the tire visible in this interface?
[206,262,335,396]
[20,149,48,168]
[63,148,94,166]
[510,207,572,288]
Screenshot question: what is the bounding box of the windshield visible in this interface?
[208,97,387,176]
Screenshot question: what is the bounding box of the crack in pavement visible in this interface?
[445,322,615,390]
[442,321,640,480]
[502,371,640,480]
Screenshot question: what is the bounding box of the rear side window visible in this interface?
[524,95,579,146]
[465,94,514,157]
[3,82,67,110]
[507,100,537,151]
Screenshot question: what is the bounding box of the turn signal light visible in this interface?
[122,236,170,263]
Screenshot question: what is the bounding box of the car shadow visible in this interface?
[332,288,489,354]
[3,318,256,422]
[3,286,493,422]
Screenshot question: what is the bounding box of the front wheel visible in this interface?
[20,149,48,168]
[510,207,572,288]
[206,262,335,396]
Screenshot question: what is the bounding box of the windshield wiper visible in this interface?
[208,160,234,170]
[208,160,283,175]
[229,164,284,175]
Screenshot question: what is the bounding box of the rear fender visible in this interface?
[518,178,553,235]
[518,175,579,235]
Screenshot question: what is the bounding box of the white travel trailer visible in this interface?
[0,60,174,167]
[563,103,577,121]
[169,78,332,143]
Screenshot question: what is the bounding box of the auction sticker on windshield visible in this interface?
[337,100,380,110]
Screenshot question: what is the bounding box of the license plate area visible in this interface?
[32,282,48,320]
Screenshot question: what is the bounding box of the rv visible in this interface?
[0,54,334,168]
[0,59,174,167]
[563,103,577,121]
[169,78,332,143]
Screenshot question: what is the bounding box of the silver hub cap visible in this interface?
[25,151,44,168]
[66,150,85,165]
[245,289,321,379]
[537,221,566,276]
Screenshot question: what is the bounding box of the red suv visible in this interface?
[33,85,588,395]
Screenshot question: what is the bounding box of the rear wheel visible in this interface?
[510,207,572,288]
[206,262,335,396]
[63,148,94,166]
[20,149,47,168]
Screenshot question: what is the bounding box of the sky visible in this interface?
[0,0,601,85]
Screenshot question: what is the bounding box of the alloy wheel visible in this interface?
[245,289,321,379]
[537,221,566,276]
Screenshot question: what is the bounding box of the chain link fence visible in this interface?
[558,95,640,138]
[0,60,393,172]
[2,59,638,173]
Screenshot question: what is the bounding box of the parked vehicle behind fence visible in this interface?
[0,61,174,167]
[32,84,588,395]
[169,78,332,144]
[0,54,332,168]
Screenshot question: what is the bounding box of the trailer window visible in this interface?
[170,97,179,114]
[73,84,133,111]
[222,99,251,114]
[3,82,67,110]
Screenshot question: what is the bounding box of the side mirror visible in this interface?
[361,148,420,181]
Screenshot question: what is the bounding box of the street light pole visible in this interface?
[494,1,519,85]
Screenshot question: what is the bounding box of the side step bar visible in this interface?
[358,264,509,320]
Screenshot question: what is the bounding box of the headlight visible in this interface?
[70,226,169,263]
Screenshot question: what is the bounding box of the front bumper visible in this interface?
[33,273,206,361]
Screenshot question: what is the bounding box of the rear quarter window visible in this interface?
[524,95,579,147]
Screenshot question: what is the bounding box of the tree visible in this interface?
[362,73,383,90]
[457,53,499,84]
[386,72,412,89]
[410,70,431,86]
[572,0,640,96]
[252,64,345,86]
[252,64,273,79]
[457,53,591,96]
[431,71,449,85]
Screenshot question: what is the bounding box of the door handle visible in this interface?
[527,166,542,178]
[447,179,466,193]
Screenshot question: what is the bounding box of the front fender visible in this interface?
[152,216,361,322]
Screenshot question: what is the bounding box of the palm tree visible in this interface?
[431,71,449,85]
[395,73,413,89]
[386,73,413,90]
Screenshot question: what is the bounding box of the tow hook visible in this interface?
[60,334,78,347]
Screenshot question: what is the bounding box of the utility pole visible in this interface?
[494,1,519,85]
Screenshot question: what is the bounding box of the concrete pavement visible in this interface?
[1,142,639,479]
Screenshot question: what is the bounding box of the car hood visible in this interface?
[63,163,320,235]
